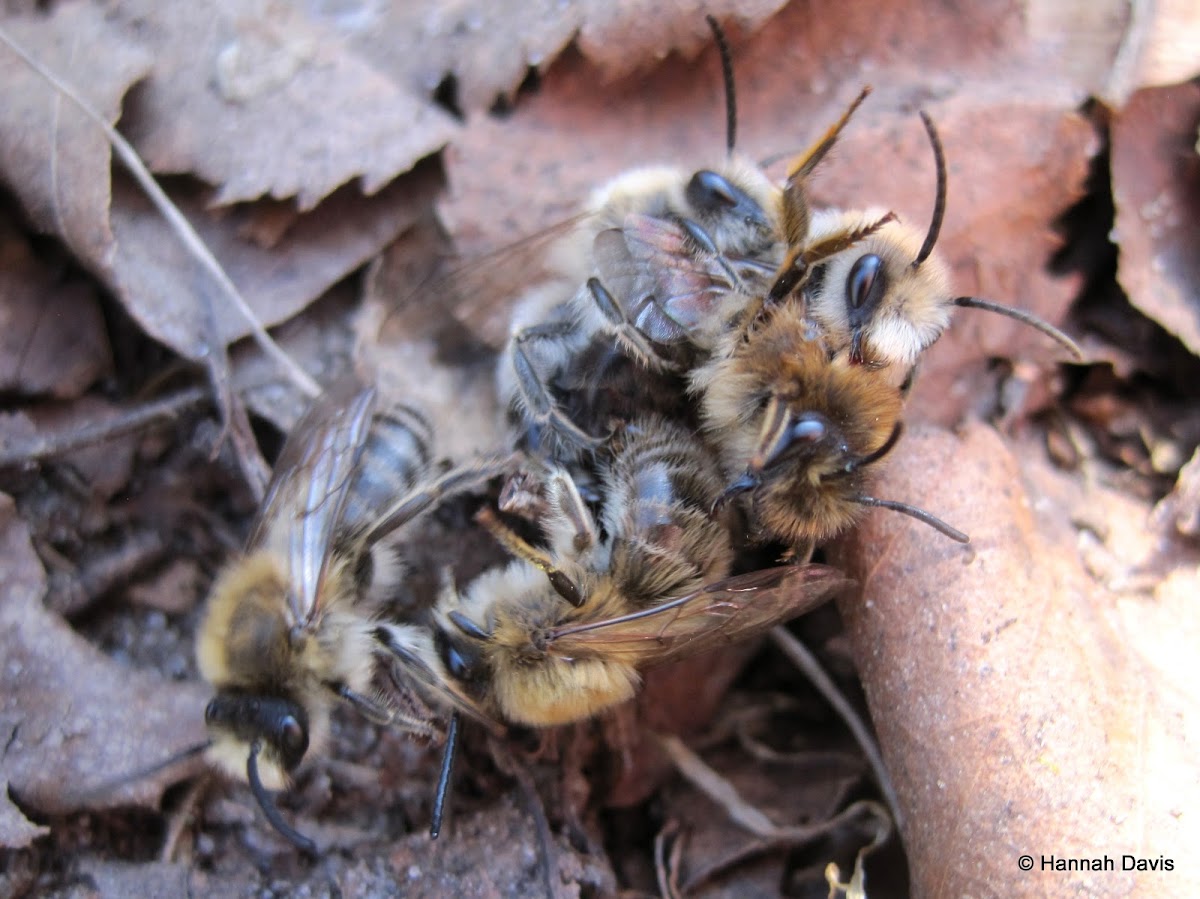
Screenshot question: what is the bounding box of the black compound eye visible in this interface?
[687,170,738,210]
[204,698,219,725]
[847,254,887,315]
[280,716,306,756]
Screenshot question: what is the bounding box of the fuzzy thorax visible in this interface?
[196,550,379,784]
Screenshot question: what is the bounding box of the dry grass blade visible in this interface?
[769,627,902,827]
[654,819,685,899]
[656,733,892,891]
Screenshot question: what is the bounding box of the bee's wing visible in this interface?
[545,565,852,667]
[594,214,733,344]
[419,211,594,335]
[247,378,377,628]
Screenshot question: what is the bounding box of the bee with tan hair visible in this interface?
[381,416,850,728]
[196,377,511,851]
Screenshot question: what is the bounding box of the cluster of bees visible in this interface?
[189,19,1082,855]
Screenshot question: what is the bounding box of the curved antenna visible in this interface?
[846,422,903,473]
[705,15,737,154]
[853,495,970,543]
[246,741,317,856]
[912,110,946,269]
[952,297,1084,360]
[430,712,461,839]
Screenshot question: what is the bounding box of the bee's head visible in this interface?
[204,690,317,854]
[683,167,776,254]
[203,691,309,790]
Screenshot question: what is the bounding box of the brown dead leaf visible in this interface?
[112,0,457,210]
[1111,80,1200,357]
[0,493,209,820]
[107,160,443,351]
[0,780,46,850]
[833,423,1200,897]
[316,0,786,116]
[0,220,111,399]
[0,5,151,263]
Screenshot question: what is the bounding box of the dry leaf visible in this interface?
[113,0,457,210]
[834,423,1200,897]
[0,493,210,821]
[316,0,786,115]
[107,160,443,351]
[0,220,111,399]
[0,4,152,261]
[1111,80,1200,357]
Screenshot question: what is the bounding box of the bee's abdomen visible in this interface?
[341,406,432,534]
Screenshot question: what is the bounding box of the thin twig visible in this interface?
[770,626,904,828]
[0,26,319,400]
[0,386,209,469]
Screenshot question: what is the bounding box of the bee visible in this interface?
[499,16,790,461]
[801,111,1084,378]
[197,377,511,852]
[382,416,851,728]
[590,85,887,360]
[698,309,969,560]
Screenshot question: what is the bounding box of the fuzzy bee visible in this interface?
[801,111,1083,380]
[381,417,851,728]
[197,377,510,851]
[698,313,968,560]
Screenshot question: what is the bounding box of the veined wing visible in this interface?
[247,377,377,628]
[595,214,774,346]
[544,565,852,667]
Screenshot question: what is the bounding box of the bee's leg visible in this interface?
[585,277,677,372]
[362,453,518,546]
[476,507,585,607]
[542,466,599,555]
[765,212,898,307]
[511,323,607,450]
[331,683,438,737]
[676,220,744,290]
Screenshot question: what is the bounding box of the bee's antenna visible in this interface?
[912,111,946,269]
[74,739,211,803]
[430,712,461,839]
[705,15,737,155]
[853,495,970,543]
[246,742,317,856]
[952,297,1084,360]
[846,422,903,473]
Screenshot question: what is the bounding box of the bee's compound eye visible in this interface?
[277,714,309,769]
[686,170,738,210]
[204,698,219,725]
[789,417,826,444]
[847,254,885,312]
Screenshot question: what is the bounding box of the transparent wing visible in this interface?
[412,211,595,340]
[594,214,776,346]
[544,565,852,667]
[246,377,377,628]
